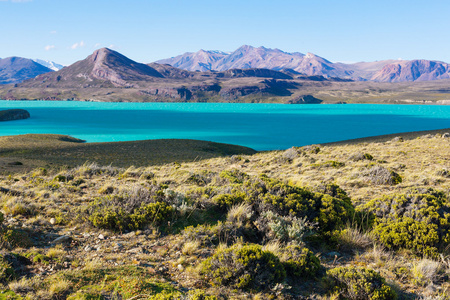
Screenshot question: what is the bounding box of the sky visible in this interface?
[1,0,450,66]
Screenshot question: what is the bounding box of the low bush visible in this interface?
[187,290,218,300]
[219,169,249,184]
[363,188,450,256]
[83,184,178,231]
[350,152,374,161]
[327,266,397,300]
[87,199,174,231]
[199,243,286,291]
[311,160,345,169]
[0,228,32,249]
[257,175,355,237]
[279,245,321,279]
[212,193,244,210]
[0,255,16,284]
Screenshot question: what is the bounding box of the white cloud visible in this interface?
[71,41,85,50]
[44,45,55,51]
[108,44,116,49]
[50,30,57,34]
[94,43,101,48]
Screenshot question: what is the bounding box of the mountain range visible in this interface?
[1,47,450,104]
[157,45,450,82]
[1,46,450,85]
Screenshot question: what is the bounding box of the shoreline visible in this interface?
[321,127,450,146]
[1,98,450,105]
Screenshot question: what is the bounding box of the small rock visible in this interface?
[49,218,56,225]
[84,245,92,252]
[177,264,184,272]
[442,133,450,138]
[52,235,71,244]
[98,234,105,240]
[126,247,142,254]
[122,232,135,238]
[96,246,102,251]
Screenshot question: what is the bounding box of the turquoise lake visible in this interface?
[1,101,449,150]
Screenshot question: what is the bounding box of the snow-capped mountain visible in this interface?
[33,59,64,71]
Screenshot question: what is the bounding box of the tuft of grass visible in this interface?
[182,240,201,255]
[411,258,443,286]
[226,203,253,225]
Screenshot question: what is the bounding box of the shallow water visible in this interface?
[0,101,449,150]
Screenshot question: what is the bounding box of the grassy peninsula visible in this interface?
[0,131,449,299]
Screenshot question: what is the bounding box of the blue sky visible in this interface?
[1,0,449,66]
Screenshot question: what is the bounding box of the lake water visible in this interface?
[0,100,449,150]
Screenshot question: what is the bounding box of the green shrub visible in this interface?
[0,228,32,248]
[199,243,286,291]
[219,169,249,184]
[318,183,351,203]
[149,291,183,300]
[212,193,244,210]
[280,245,321,279]
[327,266,397,300]
[311,160,345,168]
[187,290,218,300]
[185,173,209,186]
[87,200,174,231]
[258,175,354,236]
[363,153,374,160]
[0,255,16,284]
[53,174,67,182]
[32,254,50,264]
[363,189,450,256]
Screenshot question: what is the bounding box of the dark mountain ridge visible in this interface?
[0,57,53,84]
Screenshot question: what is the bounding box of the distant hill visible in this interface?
[371,60,450,82]
[20,48,165,88]
[0,57,53,84]
[156,45,450,83]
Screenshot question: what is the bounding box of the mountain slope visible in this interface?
[20,48,164,88]
[371,60,450,82]
[156,49,228,72]
[0,57,53,84]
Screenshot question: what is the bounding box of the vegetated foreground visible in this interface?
[0,132,449,299]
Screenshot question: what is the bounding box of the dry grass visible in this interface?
[227,202,253,225]
[0,132,449,298]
